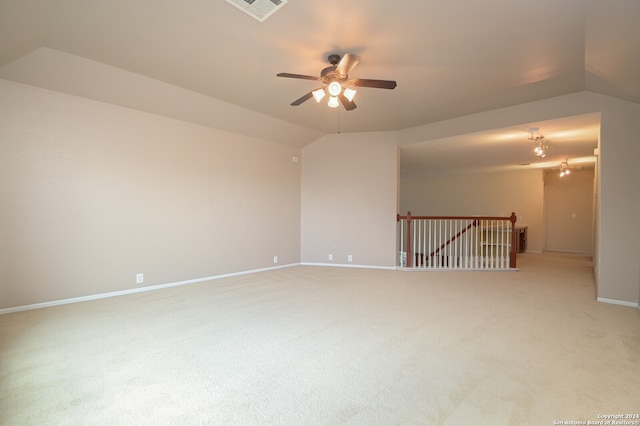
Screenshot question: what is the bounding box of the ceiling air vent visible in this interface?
[225,0,288,22]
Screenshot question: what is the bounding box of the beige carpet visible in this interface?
[1,254,639,425]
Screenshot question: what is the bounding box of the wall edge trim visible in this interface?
[0,263,300,315]
[300,262,396,270]
[597,297,639,308]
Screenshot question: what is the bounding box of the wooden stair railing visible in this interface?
[397,212,518,269]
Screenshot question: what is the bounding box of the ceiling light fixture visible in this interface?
[278,53,394,111]
[327,96,339,108]
[534,141,548,157]
[559,160,571,177]
[528,127,548,158]
[528,127,543,142]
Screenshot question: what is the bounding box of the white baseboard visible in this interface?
[597,297,639,308]
[0,263,300,315]
[300,262,396,270]
[6,263,632,314]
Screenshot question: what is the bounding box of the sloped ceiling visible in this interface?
[1,0,639,176]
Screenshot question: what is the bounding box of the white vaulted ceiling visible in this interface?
[1,0,639,176]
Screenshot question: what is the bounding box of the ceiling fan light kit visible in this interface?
[277,53,397,111]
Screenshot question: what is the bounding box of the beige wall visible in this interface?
[544,168,595,254]
[400,169,545,253]
[596,98,640,304]
[1,80,638,309]
[301,132,398,267]
[0,80,301,309]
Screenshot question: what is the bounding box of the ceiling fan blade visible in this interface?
[277,73,321,81]
[335,53,361,78]
[339,93,357,111]
[290,91,314,106]
[346,78,397,89]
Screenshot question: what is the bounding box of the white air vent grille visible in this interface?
[225,0,288,22]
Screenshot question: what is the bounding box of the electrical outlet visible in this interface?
[347,255,353,262]
[136,273,144,284]
[328,254,333,261]
[273,256,278,264]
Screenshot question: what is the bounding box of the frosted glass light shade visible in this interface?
[312,88,326,103]
[343,87,356,102]
[327,81,342,97]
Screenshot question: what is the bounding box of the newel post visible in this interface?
[406,211,412,267]
[509,212,517,268]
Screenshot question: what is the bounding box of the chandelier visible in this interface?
[528,127,548,158]
[559,160,571,177]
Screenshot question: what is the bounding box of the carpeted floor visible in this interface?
[1,253,639,425]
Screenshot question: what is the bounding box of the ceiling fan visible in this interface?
[277,53,397,111]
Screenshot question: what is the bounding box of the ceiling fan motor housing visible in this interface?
[327,54,341,65]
